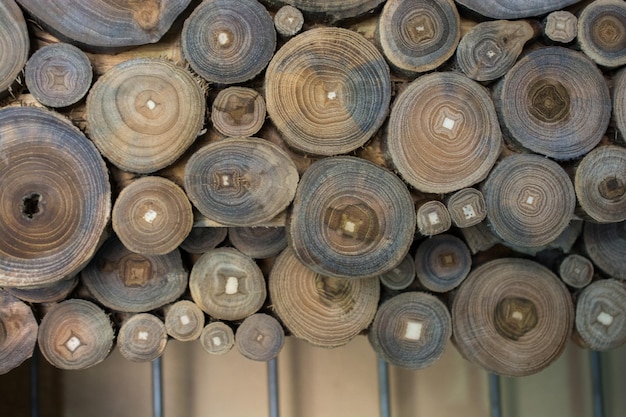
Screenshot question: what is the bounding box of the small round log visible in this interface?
[86,58,205,174]
[182,0,275,84]
[117,313,168,362]
[451,258,574,377]
[265,27,391,156]
[3,277,78,304]
[386,72,502,194]
[261,0,384,23]
[494,46,611,160]
[583,221,626,280]
[112,176,193,255]
[577,0,626,68]
[0,289,38,375]
[80,237,188,313]
[0,0,29,99]
[575,279,626,351]
[274,5,304,37]
[454,0,580,20]
[189,248,266,321]
[164,300,205,342]
[483,154,576,248]
[379,253,416,291]
[25,43,92,108]
[184,137,298,226]
[228,227,288,259]
[287,156,415,279]
[446,188,486,228]
[416,201,451,236]
[559,254,594,289]
[211,87,266,138]
[269,247,380,348]
[544,11,578,44]
[0,107,110,288]
[38,299,114,370]
[235,313,284,362]
[414,234,471,293]
[200,321,235,355]
[180,227,228,255]
[369,292,451,370]
[376,0,460,75]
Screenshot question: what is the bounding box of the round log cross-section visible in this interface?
[578,0,626,68]
[0,0,29,99]
[235,313,284,362]
[117,313,168,362]
[0,289,38,375]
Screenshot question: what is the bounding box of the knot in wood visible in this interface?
[494,297,539,341]
[598,176,625,200]
[528,79,570,123]
[130,0,161,32]
[474,38,503,67]
[594,15,625,48]
[406,13,436,45]
[21,193,42,219]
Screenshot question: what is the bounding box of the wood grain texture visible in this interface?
[274,5,304,37]
[416,201,451,236]
[544,11,578,43]
[211,87,266,138]
[228,227,288,259]
[117,313,168,362]
[180,227,228,254]
[261,0,385,22]
[200,321,235,355]
[0,289,37,375]
[164,300,205,342]
[446,188,486,228]
[583,221,626,279]
[414,234,471,293]
[455,0,580,19]
[0,0,28,98]
[235,313,284,361]
[559,254,594,289]
[577,0,626,68]
[3,277,78,304]
[379,253,416,291]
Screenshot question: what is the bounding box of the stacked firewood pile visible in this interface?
[0,0,625,378]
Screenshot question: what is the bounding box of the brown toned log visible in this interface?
[265,27,391,156]
[182,0,275,85]
[261,0,384,23]
[25,43,92,108]
[80,237,188,313]
[38,299,114,370]
[180,227,228,254]
[0,289,37,375]
[446,188,486,228]
[376,0,460,76]
[0,107,110,288]
[386,72,502,193]
[235,313,284,362]
[544,11,578,44]
[112,176,194,256]
[455,0,581,20]
[117,313,168,362]
[614,67,626,140]
[16,0,191,52]
[268,247,380,348]
[228,227,287,259]
[574,145,626,223]
[493,46,611,160]
[0,0,28,99]
[452,258,574,377]
[288,156,416,279]
[211,87,266,138]
[86,58,205,174]
[379,253,416,291]
[274,5,304,37]
[460,222,502,255]
[583,221,626,279]
[189,248,266,321]
[414,234,471,293]
[575,279,626,351]
[456,20,538,82]
[3,277,78,304]
[369,292,451,370]
[483,154,576,248]
[416,201,451,236]
[559,254,594,289]
[577,0,626,68]
[164,300,205,342]
[200,321,235,355]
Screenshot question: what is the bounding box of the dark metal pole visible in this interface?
[152,357,163,417]
[268,357,279,417]
[488,373,502,417]
[377,358,391,417]
[590,350,605,417]
[30,348,39,417]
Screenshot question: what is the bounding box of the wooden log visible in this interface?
[164,300,205,342]
[274,5,304,38]
[460,221,501,255]
[376,0,460,76]
[614,67,626,141]
[0,0,28,99]
[451,258,574,377]
[228,227,288,259]
[287,156,415,279]
[369,292,451,370]
[86,58,206,174]
[456,20,538,82]
[574,145,626,223]
[416,200,451,236]
[117,313,168,362]
[379,253,416,291]
[184,137,298,226]
[268,247,380,348]
[3,277,78,304]
[446,188,486,228]
[482,154,576,248]
[16,0,191,52]
[211,87,266,138]
[559,254,594,289]
[189,248,266,321]
[80,237,188,313]
[577,0,626,68]
[583,221,626,280]
[265,27,391,156]
[182,0,276,84]
[0,107,110,288]
[38,299,114,370]
[414,234,472,293]
[235,313,284,362]
[180,227,228,255]
[575,279,626,350]
[260,0,385,23]
[455,0,581,20]
[112,176,194,256]
[200,321,235,355]
[0,289,38,375]
[544,11,578,44]
[385,72,502,193]
[493,46,611,160]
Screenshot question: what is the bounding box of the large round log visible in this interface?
[0,0,29,99]
[454,0,581,20]
[577,0,626,68]
[0,289,38,375]
[261,0,385,22]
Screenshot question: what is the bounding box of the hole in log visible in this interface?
[598,176,625,200]
[494,297,539,341]
[22,193,41,219]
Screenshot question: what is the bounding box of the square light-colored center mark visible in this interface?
[225,276,239,295]
[404,320,423,341]
[597,311,614,326]
[462,204,476,219]
[180,314,191,326]
[442,117,456,130]
[65,335,82,353]
[428,212,440,225]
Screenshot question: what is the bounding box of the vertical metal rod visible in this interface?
[377,358,391,417]
[488,373,502,417]
[152,357,164,417]
[30,348,39,417]
[590,350,605,417]
[268,357,279,417]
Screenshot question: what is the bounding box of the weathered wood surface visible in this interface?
[0,0,28,99]
[455,0,581,20]
[117,313,168,362]
[0,289,37,375]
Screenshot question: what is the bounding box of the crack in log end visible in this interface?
[494,297,539,341]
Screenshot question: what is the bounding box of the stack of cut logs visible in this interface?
[0,0,625,377]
